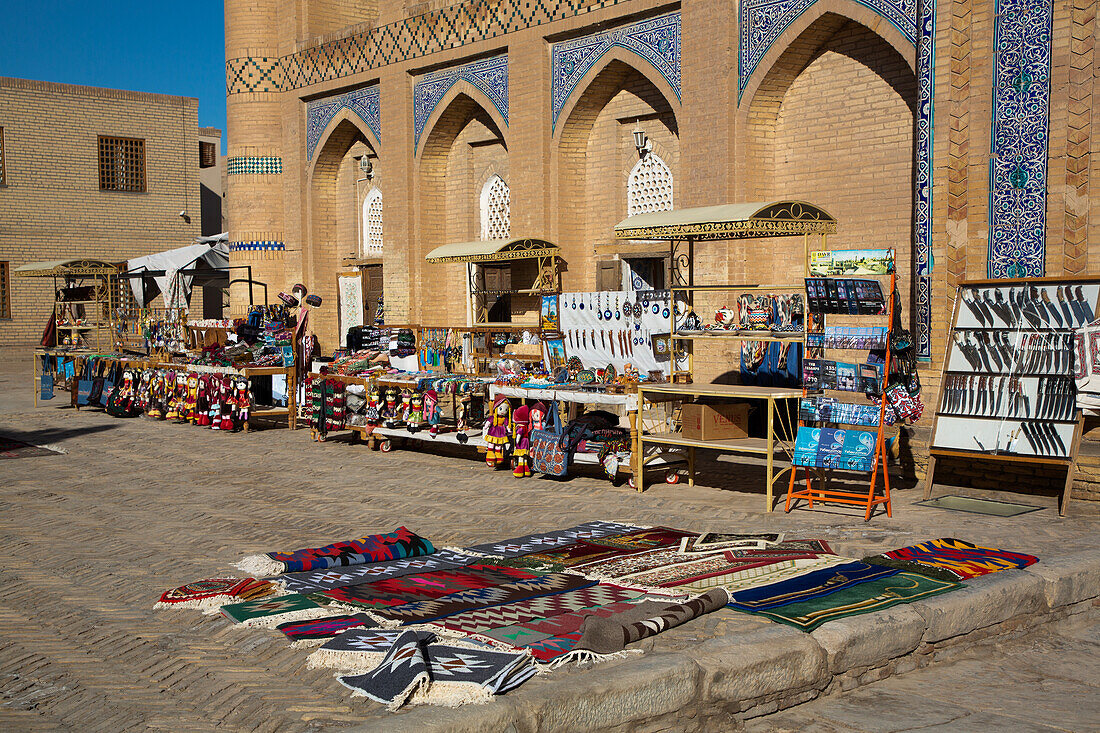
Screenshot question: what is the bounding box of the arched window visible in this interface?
[627,153,674,216]
[480,174,510,240]
[361,187,383,256]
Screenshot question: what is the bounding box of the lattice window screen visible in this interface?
[362,187,383,256]
[98,136,146,192]
[480,175,510,240]
[627,153,674,216]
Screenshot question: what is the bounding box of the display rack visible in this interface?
[785,249,896,520]
[13,259,120,353]
[924,276,1100,516]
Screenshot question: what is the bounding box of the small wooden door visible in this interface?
[363,265,384,325]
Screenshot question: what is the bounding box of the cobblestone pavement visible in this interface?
[746,610,1100,732]
[1,356,1098,731]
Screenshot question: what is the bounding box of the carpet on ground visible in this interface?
[678,533,785,553]
[519,526,698,568]
[277,613,378,646]
[464,521,646,558]
[155,577,276,611]
[336,629,537,709]
[279,548,480,594]
[314,564,541,610]
[726,561,900,612]
[236,526,435,576]
[882,538,1039,579]
[576,588,731,654]
[0,437,64,459]
[737,572,964,631]
[220,593,338,627]
[617,553,852,594]
[309,628,437,671]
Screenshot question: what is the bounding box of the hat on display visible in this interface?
[278,292,299,307]
[304,294,323,307]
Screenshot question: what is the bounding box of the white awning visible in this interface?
[614,201,837,241]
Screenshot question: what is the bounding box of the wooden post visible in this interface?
[766,395,775,511]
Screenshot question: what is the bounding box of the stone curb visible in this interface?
[334,553,1100,732]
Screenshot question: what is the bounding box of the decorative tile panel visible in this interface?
[413,54,508,151]
[230,240,286,251]
[914,0,935,359]
[228,0,628,95]
[306,85,381,161]
[550,12,681,130]
[987,0,1053,278]
[738,0,917,99]
[227,156,283,175]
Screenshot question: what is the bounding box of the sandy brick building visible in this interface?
[0,78,204,346]
[224,0,1100,498]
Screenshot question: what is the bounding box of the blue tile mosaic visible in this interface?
[413,54,508,151]
[738,0,917,100]
[914,0,936,359]
[227,156,283,175]
[306,85,381,161]
[987,0,1053,279]
[550,12,681,130]
[229,241,286,252]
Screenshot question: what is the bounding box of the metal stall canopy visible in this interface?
[426,238,561,326]
[123,236,231,309]
[12,259,118,277]
[613,201,837,241]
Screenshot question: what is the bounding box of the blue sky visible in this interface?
[1,1,226,143]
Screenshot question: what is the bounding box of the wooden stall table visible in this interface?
[634,382,802,509]
[154,361,297,431]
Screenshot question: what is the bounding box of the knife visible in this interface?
[1074,285,1093,326]
[1057,287,1076,329]
[994,376,1005,416]
[1009,287,1022,326]
[979,332,1002,370]
[1046,422,1066,456]
[991,289,1014,325]
[981,290,999,327]
[1041,289,1062,327]
[961,290,988,327]
[1021,422,1038,453]
[972,333,992,372]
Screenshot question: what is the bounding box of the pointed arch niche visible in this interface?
[361,186,383,257]
[740,12,918,331]
[480,174,511,240]
[554,58,679,291]
[627,152,674,216]
[416,89,509,324]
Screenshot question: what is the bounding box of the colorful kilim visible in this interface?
[156,577,274,607]
[248,527,435,574]
[744,573,964,632]
[220,593,333,627]
[862,555,965,583]
[316,564,540,609]
[574,547,707,577]
[882,538,1038,579]
[479,600,657,646]
[523,527,696,567]
[432,583,648,635]
[373,573,597,625]
[337,629,537,708]
[727,562,900,612]
[280,548,479,593]
[277,613,377,643]
[465,521,646,557]
[310,628,437,671]
[620,553,851,594]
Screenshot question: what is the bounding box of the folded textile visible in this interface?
[309,628,437,671]
[280,548,479,594]
[465,521,646,558]
[373,573,598,625]
[476,600,659,648]
[521,527,698,568]
[236,526,436,576]
[576,588,730,654]
[678,533,785,554]
[744,572,963,632]
[277,613,377,646]
[727,561,899,612]
[316,564,541,610]
[618,553,851,595]
[882,538,1038,579]
[155,577,276,611]
[220,593,336,628]
[861,555,964,583]
[336,630,537,709]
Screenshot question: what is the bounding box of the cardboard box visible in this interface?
[680,402,750,441]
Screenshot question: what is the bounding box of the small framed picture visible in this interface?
[540,294,560,332]
[544,336,567,372]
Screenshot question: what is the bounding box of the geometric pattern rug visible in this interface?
[0,436,64,459]
[882,537,1039,579]
[280,548,481,593]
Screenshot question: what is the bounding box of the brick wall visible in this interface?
[0,77,200,346]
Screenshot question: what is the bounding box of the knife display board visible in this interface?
[926,276,1100,515]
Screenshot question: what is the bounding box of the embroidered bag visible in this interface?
[530,401,569,476]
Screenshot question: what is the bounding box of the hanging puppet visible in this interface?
[484,395,512,468]
[423,389,443,435]
[511,404,532,478]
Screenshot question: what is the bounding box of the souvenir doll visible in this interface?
[364,386,382,430]
[216,375,235,431]
[147,371,165,420]
[183,373,200,424]
[165,372,184,421]
[406,391,424,431]
[205,374,222,428]
[231,376,251,431]
[117,369,136,413]
[511,405,532,478]
[529,401,548,433]
[194,376,212,426]
[484,395,512,468]
[327,380,346,434]
[398,389,413,425]
[423,389,443,435]
[381,387,400,427]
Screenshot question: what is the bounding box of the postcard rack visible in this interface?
[785,249,897,520]
[924,276,1100,516]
